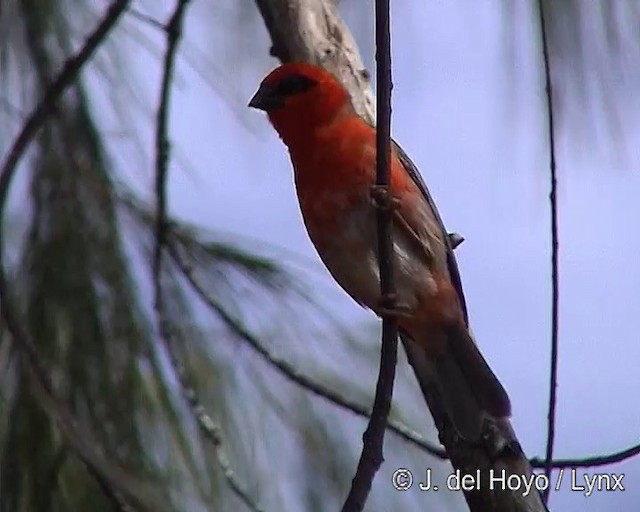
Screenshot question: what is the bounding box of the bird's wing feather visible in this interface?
[391,139,469,326]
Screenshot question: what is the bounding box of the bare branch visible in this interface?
[531,442,640,469]
[127,7,165,31]
[154,315,265,512]
[188,401,266,512]
[168,242,446,459]
[537,1,561,503]
[341,0,396,509]
[151,3,263,511]
[252,0,375,122]
[0,2,172,510]
[0,0,129,198]
[253,1,550,511]
[153,0,189,283]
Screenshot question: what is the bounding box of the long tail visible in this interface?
[400,323,511,441]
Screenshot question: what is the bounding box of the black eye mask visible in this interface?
[249,74,319,111]
[274,74,318,96]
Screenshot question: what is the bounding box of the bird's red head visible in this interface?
[248,63,353,144]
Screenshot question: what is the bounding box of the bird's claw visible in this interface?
[370,185,400,211]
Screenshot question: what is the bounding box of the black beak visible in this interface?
[248,85,283,111]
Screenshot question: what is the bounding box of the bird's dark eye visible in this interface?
[276,74,318,96]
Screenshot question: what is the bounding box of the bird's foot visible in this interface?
[370,185,401,211]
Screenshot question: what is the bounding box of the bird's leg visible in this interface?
[370,185,434,264]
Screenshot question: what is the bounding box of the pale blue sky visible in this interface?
[85,0,640,509]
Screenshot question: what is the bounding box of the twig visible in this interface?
[537,0,560,504]
[151,3,263,511]
[0,0,129,200]
[531,442,640,469]
[340,0,396,509]
[87,464,137,512]
[169,244,446,459]
[126,7,165,31]
[153,0,189,283]
[191,403,266,512]
[157,318,265,512]
[0,2,169,510]
[252,2,640,511]
[64,179,640,474]
[117,186,446,458]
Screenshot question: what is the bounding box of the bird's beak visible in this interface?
[248,84,283,111]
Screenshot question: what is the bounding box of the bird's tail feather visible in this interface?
[401,324,511,441]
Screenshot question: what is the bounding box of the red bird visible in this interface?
[249,63,510,440]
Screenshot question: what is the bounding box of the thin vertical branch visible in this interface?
[340,0,396,509]
[153,0,189,282]
[151,0,190,443]
[151,2,262,511]
[537,0,560,504]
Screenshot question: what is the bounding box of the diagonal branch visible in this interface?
[144,193,640,473]
[151,2,263,511]
[537,0,561,504]
[117,185,447,459]
[0,2,171,510]
[0,0,129,198]
[168,242,446,459]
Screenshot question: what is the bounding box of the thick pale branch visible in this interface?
[253,1,549,511]
[253,0,375,123]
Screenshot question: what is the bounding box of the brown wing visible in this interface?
[391,140,469,327]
